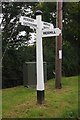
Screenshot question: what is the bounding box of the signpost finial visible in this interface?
[35,10,42,16]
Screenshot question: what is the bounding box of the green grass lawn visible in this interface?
[0,90,2,119]
[2,76,78,118]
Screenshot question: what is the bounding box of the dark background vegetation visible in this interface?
[1,2,79,88]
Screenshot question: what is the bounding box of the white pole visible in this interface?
[35,10,44,104]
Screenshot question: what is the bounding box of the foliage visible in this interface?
[63,2,79,46]
[33,2,56,25]
[2,45,36,88]
[2,2,37,50]
[43,38,56,79]
[62,41,78,76]
[2,2,37,86]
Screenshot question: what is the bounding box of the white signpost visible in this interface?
[19,10,61,104]
[36,11,45,104]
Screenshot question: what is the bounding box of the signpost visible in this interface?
[19,10,61,104]
[35,10,44,104]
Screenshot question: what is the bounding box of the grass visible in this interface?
[2,76,78,118]
[0,90,2,119]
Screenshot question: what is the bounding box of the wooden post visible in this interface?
[55,0,62,89]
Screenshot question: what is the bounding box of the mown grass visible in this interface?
[2,76,78,118]
[0,90,2,119]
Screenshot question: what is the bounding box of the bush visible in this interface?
[62,41,78,76]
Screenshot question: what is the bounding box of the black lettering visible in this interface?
[43,22,50,27]
[23,22,37,27]
[43,31,54,35]
[23,17,34,22]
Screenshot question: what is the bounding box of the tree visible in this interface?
[63,2,79,46]
[2,2,37,88]
[2,2,38,51]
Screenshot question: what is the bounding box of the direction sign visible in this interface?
[42,28,61,38]
[19,16,37,28]
[20,16,54,30]
[19,16,61,38]
[42,21,54,29]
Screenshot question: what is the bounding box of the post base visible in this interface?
[37,90,44,104]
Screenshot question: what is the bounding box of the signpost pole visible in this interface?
[55,0,62,89]
[35,10,44,104]
[20,9,62,103]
